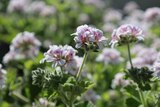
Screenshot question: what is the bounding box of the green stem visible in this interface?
[127,42,133,69]
[76,51,88,80]
[12,91,29,103]
[127,43,147,107]
[138,88,147,107]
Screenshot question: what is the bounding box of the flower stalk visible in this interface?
[76,51,88,80]
[127,42,133,69]
[126,42,147,107]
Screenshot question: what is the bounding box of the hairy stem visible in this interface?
[127,42,147,107]
[127,42,133,69]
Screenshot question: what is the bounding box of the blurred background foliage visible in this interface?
[0,0,160,107]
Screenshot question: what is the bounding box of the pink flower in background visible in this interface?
[72,24,107,50]
[103,9,122,23]
[96,48,123,65]
[153,59,160,78]
[0,64,6,89]
[3,31,41,63]
[110,24,144,47]
[11,31,41,57]
[137,48,158,65]
[7,0,30,13]
[123,1,139,14]
[127,48,158,69]
[111,73,130,89]
[144,7,160,21]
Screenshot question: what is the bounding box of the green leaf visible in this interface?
[126,98,140,107]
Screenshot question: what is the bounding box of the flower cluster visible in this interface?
[72,25,107,50]
[26,1,56,17]
[7,0,56,17]
[110,24,144,47]
[96,48,123,65]
[7,0,30,13]
[40,45,82,74]
[3,31,41,63]
[144,7,160,22]
[123,1,139,14]
[111,73,130,89]
[0,64,7,89]
[128,47,158,69]
[103,9,122,23]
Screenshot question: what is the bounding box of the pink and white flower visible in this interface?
[40,45,77,68]
[72,25,107,50]
[144,7,160,22]
[110,24,144,47]
[3,31,41,63]
[7,0,30,13]
[96,48,123,65]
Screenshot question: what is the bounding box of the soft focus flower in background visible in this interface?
[153,57,160,78]
[127,47,158,69]
[72,24,107,50]
[96,48,123,65]
[123,1,139,14]
[3,31,41,63]
[26,1,56,17]
[144,7,160,22]
[110,24,144,47]
[111,73,130,89]
[7,0,30,13]
[0,64,6,89]
[103,9,122,24]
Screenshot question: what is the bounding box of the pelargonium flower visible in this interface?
[3,31,41,63]
[0,64,6,89]
[40,45,77,68]
[127,48,158,69]
[144,7,160,22]
[3,51,25,64]
[96,48,123,65]
[110,24,144,47]
[126,57,146,69]
[72,24,107,50]
[7,0,30,13]
[153,60,160,77]
[64,56,83,75]
[137,48,158,65]
[123,1,139,14]
[27,1,56,17]
[103,9,122,23]
[111,73,130,89]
